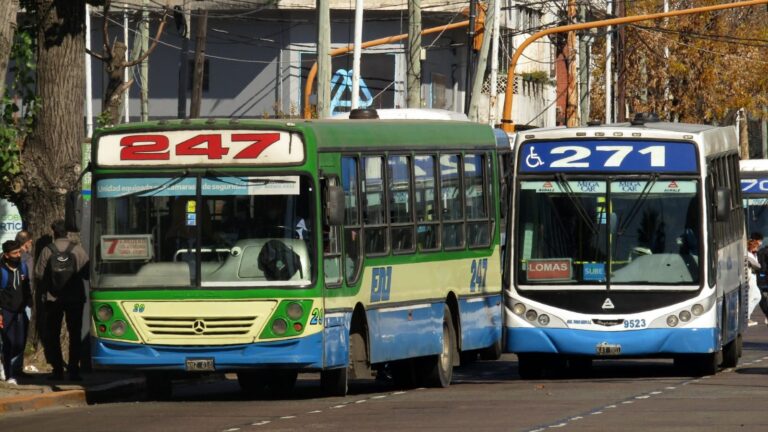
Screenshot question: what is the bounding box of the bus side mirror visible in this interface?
[65,190,82,232]
[714,187,730,222]
[325,185,344,226]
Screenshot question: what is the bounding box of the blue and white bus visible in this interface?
[740,159,768,237]
[504,118,746,377]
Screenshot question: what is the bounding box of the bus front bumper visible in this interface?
[92,332,324,371]
[504,327,718,356]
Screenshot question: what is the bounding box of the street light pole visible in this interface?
[500,0,768,132]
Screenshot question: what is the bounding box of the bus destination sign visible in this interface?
[97,130,305,167]
[519,140,697,173]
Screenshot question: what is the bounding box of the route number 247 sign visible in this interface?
[96,130,305,167]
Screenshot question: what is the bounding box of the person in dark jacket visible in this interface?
[0,239,32,385]
[35,220,89,381]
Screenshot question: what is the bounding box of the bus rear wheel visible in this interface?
[419,304,456,388]
[145,371,172,400]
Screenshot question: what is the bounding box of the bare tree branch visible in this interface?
[124,8,170,68]
[85,47,105,61]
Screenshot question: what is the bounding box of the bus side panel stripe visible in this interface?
[367,302,443,364]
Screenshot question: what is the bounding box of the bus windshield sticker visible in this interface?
[741,178,768,194]
[526,258,572,281]
[97,178,196,198]
[519,140,697,173]
[583,263,606,282]
[101,235,153,261]
[202,176,300,196]
[97,130,305,167]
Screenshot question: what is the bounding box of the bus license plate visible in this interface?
[186,358,215,372]
[596,343,621,355]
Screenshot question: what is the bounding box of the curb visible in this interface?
[0,389,86,414]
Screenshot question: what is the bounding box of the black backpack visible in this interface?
[757,247,768,289]
[257,240,302,281]
[46,242,77,295]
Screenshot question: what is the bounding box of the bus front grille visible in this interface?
[122,300,278,345]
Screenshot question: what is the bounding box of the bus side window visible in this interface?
[342,156,363,285]
[440,154,465,249]
[322,177,342,287]
[363,155,388,255]
[415,155,440,251]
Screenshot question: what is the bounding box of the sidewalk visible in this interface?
[0,370,144,414]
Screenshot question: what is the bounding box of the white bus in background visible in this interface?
[740,159,768,238]
[504,116,747,378]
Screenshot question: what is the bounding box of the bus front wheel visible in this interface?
[721,334,742,369]
[517,354,544,379]
[145,371,172,400]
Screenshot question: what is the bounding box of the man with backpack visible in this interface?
[1,239,32,385]
[35,219,89,381]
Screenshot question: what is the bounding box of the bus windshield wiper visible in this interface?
[555,173,599,236]
[616,173,659,237]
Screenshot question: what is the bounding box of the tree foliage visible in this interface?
[590,0,768,123]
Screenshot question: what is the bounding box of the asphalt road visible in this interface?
[2,322,768,432]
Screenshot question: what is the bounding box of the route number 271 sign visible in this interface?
[96,130,305,167]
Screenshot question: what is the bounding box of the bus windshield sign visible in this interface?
[518,140,697,173]
[96,130,304,167]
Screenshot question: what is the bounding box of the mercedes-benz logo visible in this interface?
[192,320,206,334]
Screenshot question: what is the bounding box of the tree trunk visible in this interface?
[21,0,85,245]
[0,0,18,99]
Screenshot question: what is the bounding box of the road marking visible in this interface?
[280,416,296,419]
[251,421,270,426]
[307,410,322,414]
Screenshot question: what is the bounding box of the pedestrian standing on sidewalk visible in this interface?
[35,220,89,381]
[0,240,33,385]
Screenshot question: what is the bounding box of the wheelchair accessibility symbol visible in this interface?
[525,146,545,168]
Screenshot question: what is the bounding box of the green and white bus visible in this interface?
[84,110,506,397]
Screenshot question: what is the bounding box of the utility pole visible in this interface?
[605,0,613,124]
[175,5,190,119]
[141,1,149,121]
[616,0,626,122]
[85,4,93,137]
[407,0,422,108]
[191,9,207,118]
[123,4,130,123]
[469,3,492,122]
[578,4,590,125]
[566,0,578,127]
[488,0,500,125]
[464,0,477,114]
[316,0,331,118]
[351,0,364,109]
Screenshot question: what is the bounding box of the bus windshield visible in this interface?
[516,178,700,287]
[93,174,314,289]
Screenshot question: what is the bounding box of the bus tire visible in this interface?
[676,353,719,376]
[479,338,503,361]
[320,367,348,396]
[420,304,456,388]
[517,354,544,380]
[721,334,742,368]
[145,371,172,401]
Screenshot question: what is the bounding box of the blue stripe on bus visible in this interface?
[323,312,352,368]
[505,327,718,356]
[367,302,443,364]
[92,332,324,370]
[459,295,502,351]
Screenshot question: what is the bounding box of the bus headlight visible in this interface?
[513,303,526,315]
[525,310,538,321]
[666,315,679,327]
[679,310,691,322]
[692,304,704,316]
[287,302,303,320]
[537,314,550,326]
[272,318,288,335]
[96,304,113,322]
[110,320,126,336]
